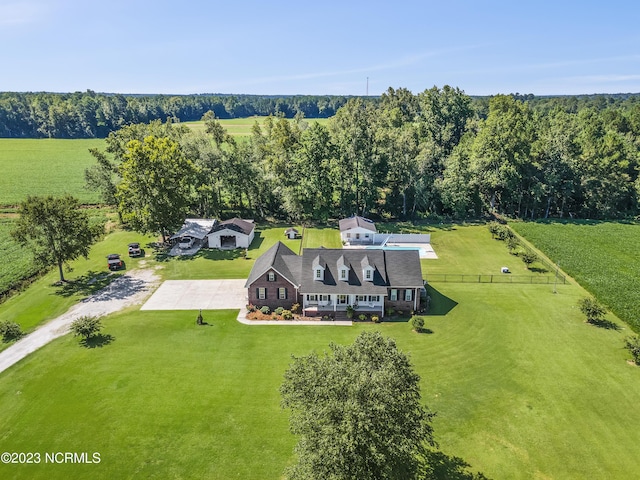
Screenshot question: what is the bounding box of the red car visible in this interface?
[107,254,124,271]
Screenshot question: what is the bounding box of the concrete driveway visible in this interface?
[140,279,247,311]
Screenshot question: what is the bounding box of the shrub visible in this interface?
[70,315,102,340]
[397,310,403,316]
[521,251,538,268]
[410,316,425,333]
[624,336,640,365]
[0,320,23,342]
[386,308,395,317]
[507,236,520,253]
[346,305,355,319]
[358,314,367,322]
[578,297,606,323]
[246,304,257,313]
[371,315,380,323]
[260,306,270,315]
[282,310,293,320]
[275,307,284,315]
[291,303,301,314]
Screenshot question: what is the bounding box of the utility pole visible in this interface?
[366,77,369,96]
[553,262,560,294]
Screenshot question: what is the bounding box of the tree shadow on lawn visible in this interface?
[425,285,458,316]
[81,333,115,348]
[588,318,621,330]
[424,449,489,480]
[55,271,122,298]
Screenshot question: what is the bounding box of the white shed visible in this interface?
[338,216,377,244]
[207,218,255,249]
[284,227,299,240]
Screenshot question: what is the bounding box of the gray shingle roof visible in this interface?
[244,241,300,288]
[338,216,377,233]
[246,244,424,294]
[212,218,255,236]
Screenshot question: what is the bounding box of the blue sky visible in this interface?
[1,0,639,96]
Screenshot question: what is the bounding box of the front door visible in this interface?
[337,295,348,305]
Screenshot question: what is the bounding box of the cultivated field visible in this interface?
[511,220,640,333]
[0,217,39,298]
[1,224,639,479]
[0,139,104,206]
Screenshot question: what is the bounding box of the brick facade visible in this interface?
[385,288,419,314]
[247,268,300,310]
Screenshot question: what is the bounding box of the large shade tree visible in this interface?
[280,331,435,480]
[11,195,98,282]
[116,135,196,241]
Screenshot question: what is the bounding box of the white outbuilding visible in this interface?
[338,215,377,244]
[207,218,255,249]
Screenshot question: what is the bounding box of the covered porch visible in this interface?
[302,293,385,318]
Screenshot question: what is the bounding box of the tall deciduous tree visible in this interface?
[11,195,98,282]
[280,331,434,480]
[116,135,196,241]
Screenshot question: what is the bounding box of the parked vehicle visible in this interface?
[107,254,124,271]
[128,242,143,257]
[179,237,196,249]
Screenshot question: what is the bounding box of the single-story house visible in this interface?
[245,242,424,317]
[207,218,255,249]
[339,215,377,244]
[284,227,299,239]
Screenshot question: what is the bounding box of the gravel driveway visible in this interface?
[0,268,161,375]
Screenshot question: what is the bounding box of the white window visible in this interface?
[390,289,397,301]
[365,269,372,280]
[258,288,266,300]
[346,233,351,238]
[278,288,287,300]
[340,269,347,280]
[307,294,318,302]
[268,272,275,281]
[315,269,322,279]
[320,294,329,302]
[338,295,347,304]
[356,295,367,303]
[368,295,380,303]
[356,233,360,240]
[405,289,413,301]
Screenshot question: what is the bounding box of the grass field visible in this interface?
[0,217,39,298]
[511,220,640,333]
[183,117,330,137]
[2,224,640,479]
[0,139,104,206]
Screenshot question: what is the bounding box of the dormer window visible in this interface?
[365,269,372,281]
[313,255,326,281]
[337,255,350,282]
[268,272,275,281]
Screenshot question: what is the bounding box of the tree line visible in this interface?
[84,86,640,235]
[0,91,352,138]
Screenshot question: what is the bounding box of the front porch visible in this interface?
[302,294,384,318]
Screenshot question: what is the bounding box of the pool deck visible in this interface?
[343,242,438,259]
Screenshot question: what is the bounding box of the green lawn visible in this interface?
[0,139,104,206]
[2,224,640,479]
[0,230,155,351]
[299,225,342,250]
[511,220,640,333]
